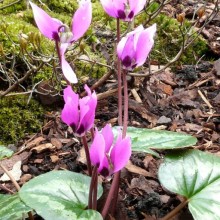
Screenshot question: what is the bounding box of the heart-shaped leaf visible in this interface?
[0,145,14,160]
[158,150,220,220]
[0,193,32,220]
[19,171,103,220]
[113,127,197,157]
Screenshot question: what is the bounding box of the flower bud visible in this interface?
[19,33,28,52]
[0,43,4,56]
[176,12,185,24]
[197,6,205,19]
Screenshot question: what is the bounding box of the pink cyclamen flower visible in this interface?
[90,124,131,177]
[117,24,156,70]
[29,1,92,83]
[100,0,146,21]
[61,85,97,136]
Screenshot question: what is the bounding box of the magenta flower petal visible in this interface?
[129,0,146,16]
[120,35,136,68]
[117,24,156,70]
[60,43,78,83]
[117,25,143,62]
[72,0,92,41]
[90,129,105,167]
[100,0,118,18]
[78,86,97,135]
[101,124,114,153]
[135,24,156,67]
[61,86,79,128]
[117,37,128,59]
[110,137,131,173]
[90,126,112,177]
[29,1,62,40]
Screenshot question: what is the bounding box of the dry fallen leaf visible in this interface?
[0,161,22,181]
[32,143,55,153]
[125,160,155,178]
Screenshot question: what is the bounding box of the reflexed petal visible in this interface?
[29,1,62,40]
[61,56,78,83]
[77,94,96,135]
[129,0,146,16]
[110,137,131,173]
[117,36,128,59]
[100,0,118,18]
[90,130,105,167]
[135,24,156,67]
[61,86,79,127]
[85,85,97,112]
[72,0,92,41]
[60,43,78,83]
[76,103,90,135]
[101,124,114,153]
[63,85,79,103]
[120,35,135,67]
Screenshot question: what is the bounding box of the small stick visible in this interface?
[0,164,35,220]
[198,89,213,109]
[0,164,20,191]
[160,198,188,220]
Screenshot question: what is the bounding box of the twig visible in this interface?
[0,63,44,98]
[0,164,34,220]
[80,69,114,97]
[160,198,188,220]
[0,183,14,194]
[0,0,21,10]
[198,89,213,109]
[0,164,20,191]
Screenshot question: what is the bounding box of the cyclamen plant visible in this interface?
[2,1,217,220]
[29,1,92,83]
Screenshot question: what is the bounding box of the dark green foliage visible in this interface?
[0,96,45,145]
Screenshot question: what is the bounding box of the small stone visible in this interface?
[20,174,32,184]
[50,155,59,163]
[157,116,172,124]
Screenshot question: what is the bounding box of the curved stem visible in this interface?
[88,166,98,210]
[81,135,92,176]
[122,70,128,137]
[117,18,122,126]
[101,171,120,219]
[160,198,188,220]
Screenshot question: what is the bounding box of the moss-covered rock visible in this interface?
[0,96,45,145]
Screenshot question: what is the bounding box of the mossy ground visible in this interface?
[0,96,45,145]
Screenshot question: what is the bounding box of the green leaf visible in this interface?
[19,171,103,220]
[0,193,32,220]
[114,127,197,157]
[158,150,220,220]
[0,145,14,160]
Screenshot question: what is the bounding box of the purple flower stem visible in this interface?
[117,18,122,126]
[90,127,95,140]
[92,166,98,210]
[101,171,120,219]
[107,70,129,216]
[122,69,128,137]
[88,166,98,210]
[55,40,62,65]
[81,135,92,176]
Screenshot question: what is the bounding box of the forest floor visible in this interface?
[0,1,220,220]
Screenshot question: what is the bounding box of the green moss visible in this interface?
[0,96,45,145]
[0,0,27,14]
[135,5,208,64]
[42,0,78,14]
